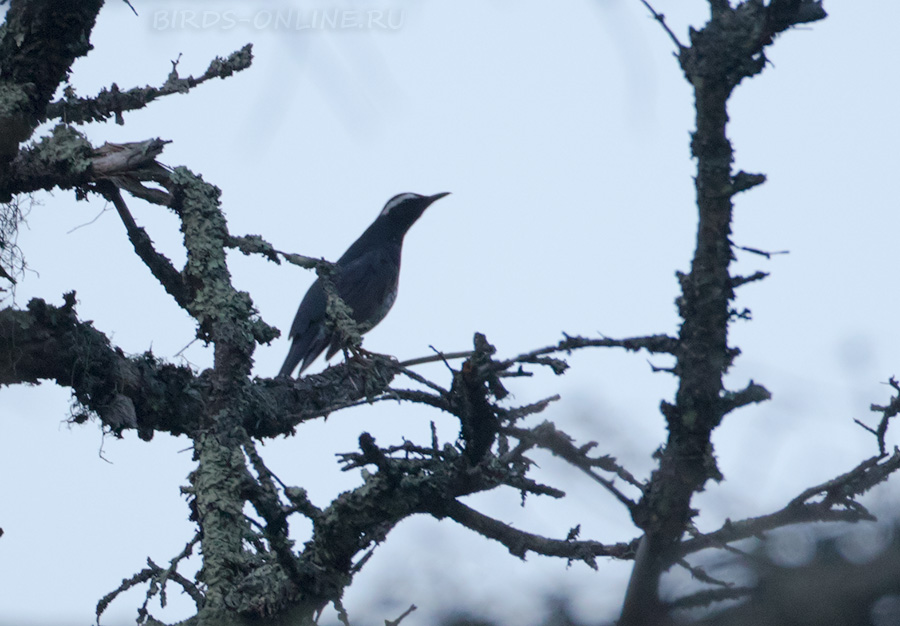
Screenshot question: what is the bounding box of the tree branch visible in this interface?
[0,294,203,438]
[638,0,685,50]
[0,1,104,162]
[45,44,254,125]
[857,377,900,455]
[226,234,321,269]
[621,4,828,623]
[493,332,679,375]
[678,450,900,558]
[505,421,643,509]
[443,499,636,568]
[96,182,189,308]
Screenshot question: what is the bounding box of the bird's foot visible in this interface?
[344,344,377,365]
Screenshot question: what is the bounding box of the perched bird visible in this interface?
[279,192,450,377]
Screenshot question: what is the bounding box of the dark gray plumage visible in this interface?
[279,192,450,377]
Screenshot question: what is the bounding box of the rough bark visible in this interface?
[620,2,828,624]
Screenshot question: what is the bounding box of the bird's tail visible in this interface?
[278,342,304,378]
[278,328,330,378]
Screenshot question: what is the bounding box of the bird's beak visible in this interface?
[428,192,451,204]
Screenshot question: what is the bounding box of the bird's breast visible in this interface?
[336,245,402,334]
[366,285,397,329]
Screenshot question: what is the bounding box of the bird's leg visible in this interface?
[344,343,377,365]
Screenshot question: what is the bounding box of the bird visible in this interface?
[278,191,450,377]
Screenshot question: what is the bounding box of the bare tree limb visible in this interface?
[96,182,189,308]
[620,3,829,624]
[678,450,900,559]
[443,499,636,567]
[0,294,203,438]
[505,421,643,509]
[857,377,900,455]
[493,332,679,376]
[45,44,254,126]
[638,0,685,50]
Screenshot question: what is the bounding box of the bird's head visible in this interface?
[377,191,450,235]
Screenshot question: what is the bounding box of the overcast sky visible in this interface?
[1,1,899,625]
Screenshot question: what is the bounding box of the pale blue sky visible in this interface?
[1,1,898,624]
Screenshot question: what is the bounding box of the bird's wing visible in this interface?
[287,278,326,340]
[281,246,400,375]
[278,279,329,377]
[321,247,400,360]
[332,246,400,332]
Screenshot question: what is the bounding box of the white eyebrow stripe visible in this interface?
[380,193,420,216]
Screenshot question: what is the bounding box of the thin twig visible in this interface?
[638,0,685,49]
[735,244,789,259]
[398,350,473,367]
[385,604,417,626]
[394,363,450,395]
[676,558,733,587]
